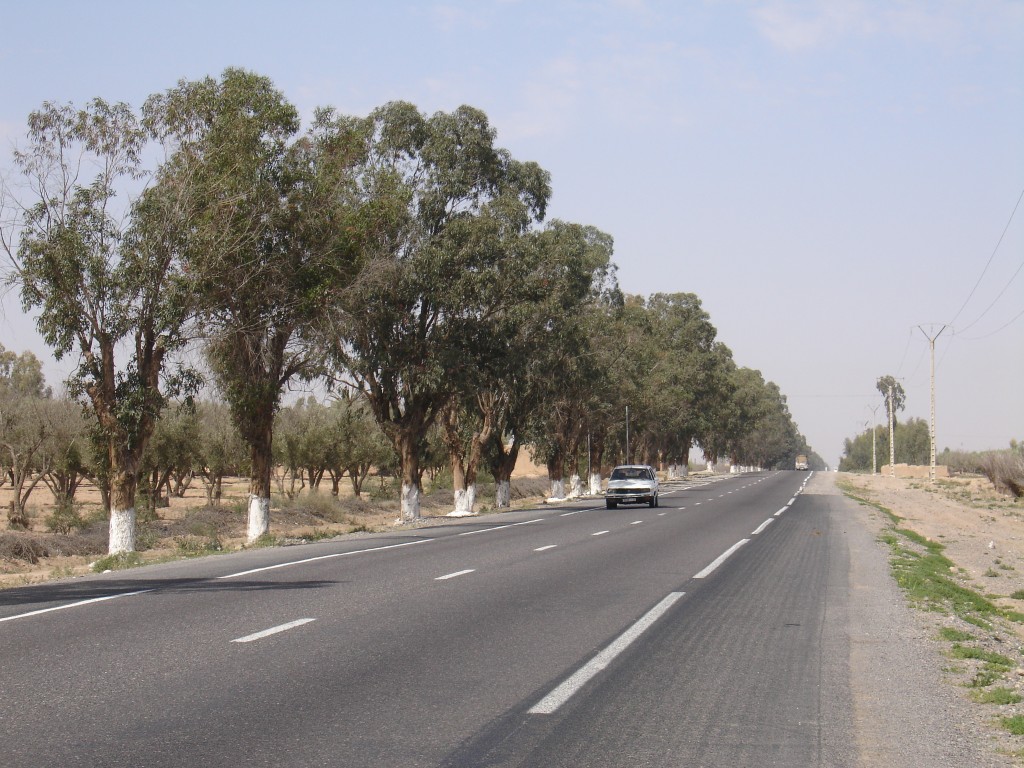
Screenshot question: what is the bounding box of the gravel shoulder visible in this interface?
[827,471,1024,766]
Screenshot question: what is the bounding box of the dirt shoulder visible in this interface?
[837,471,1024,765]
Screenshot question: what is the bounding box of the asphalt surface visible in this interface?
[0,471,1005,767]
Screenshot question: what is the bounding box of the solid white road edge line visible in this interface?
[219,539,431,579]
[436,569,475,581]
[752,519,774,535]
[693,539,750,579]
[0,589,154,624]
[528,591,686,715]
[231,618,316,643]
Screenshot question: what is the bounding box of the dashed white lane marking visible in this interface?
[658,512,667,516]
[436,569,475,581]
[775,506,789,517]
[693,539,749,579]
[788,497,797,505]
[631,520,643,525]
[535,545,558,552]
[0,590,154,624]
[232,618,315,643]
[528,591,686,715]
[592,530,610,537]
[752,519,774,535]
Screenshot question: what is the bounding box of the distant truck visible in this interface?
[795,454,809,471]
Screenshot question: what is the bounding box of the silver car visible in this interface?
[605,464,659,508]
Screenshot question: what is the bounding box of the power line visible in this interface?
[956,305,1024,340]
[954,256,1024,335]
[949,185,1024,326]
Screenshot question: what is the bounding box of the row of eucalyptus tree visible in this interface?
[2,68,812,554]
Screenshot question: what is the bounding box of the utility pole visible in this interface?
[625,405,630,464]
[918,324,948,484]
[868,404,881,475]
[888,384,895,478]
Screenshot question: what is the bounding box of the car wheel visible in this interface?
[654,495,659,508]
[606,499,617,509]
[648,496,656,508]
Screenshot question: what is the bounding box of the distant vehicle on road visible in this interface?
[795,454,809,471]
[606,465,659,508]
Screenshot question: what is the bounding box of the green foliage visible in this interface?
[972,687,1022,705]
[840,417,931,471]
[44,501,86,535]
[937,627,975,642]
[1002,715,1024,735]
[91,552,143,572]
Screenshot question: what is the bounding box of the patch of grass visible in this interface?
[939,627,975,642]
[1002,715,1024,736]
[984,568,1001,578]
[972,687,1022,705]
[175,535,223,557]
[1011,590,1024,600]
[950,644,1014,667]
[247,533,281,549]
[91,552,143,572]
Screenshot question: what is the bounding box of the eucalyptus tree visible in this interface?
[642,293,734,475]
[0,345,51,399]
[328,102,550,521]
[1,99,196,552]
[146,69,365,541]
[523,221,619,499]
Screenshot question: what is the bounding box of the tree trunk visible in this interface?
[247,422,274,542]
[488,438,519,510]
[546,452,565,500]
[398,432,421,521]
[568,474,583,498]
[451,484,477,517]
[108,464,138,554]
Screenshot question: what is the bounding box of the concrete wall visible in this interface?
[879,463,950,479]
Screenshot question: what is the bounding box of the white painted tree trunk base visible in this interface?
[400,483,421,522]
[247,496,270,543]
[588,472,602,496]
[706,461,715,473]
[568,474,583,498]
[548,478,566,501]
[448,485,477,517]
[108,507,137,554]
[495,480,511,508]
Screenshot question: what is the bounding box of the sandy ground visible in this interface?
[840,471,1024,637]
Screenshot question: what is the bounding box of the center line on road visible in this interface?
[529,591,686,715]
[534,545,558,552]
[232,618,315,643]
[592,530,609,536]
[693,539,749,579]
[436,569,475,581]
[631,520,643,525]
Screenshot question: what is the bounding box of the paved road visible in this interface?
[0,471,897,766]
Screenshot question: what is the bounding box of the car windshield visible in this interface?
[610,467,648,481]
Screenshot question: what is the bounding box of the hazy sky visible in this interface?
[1,0,1022,467]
